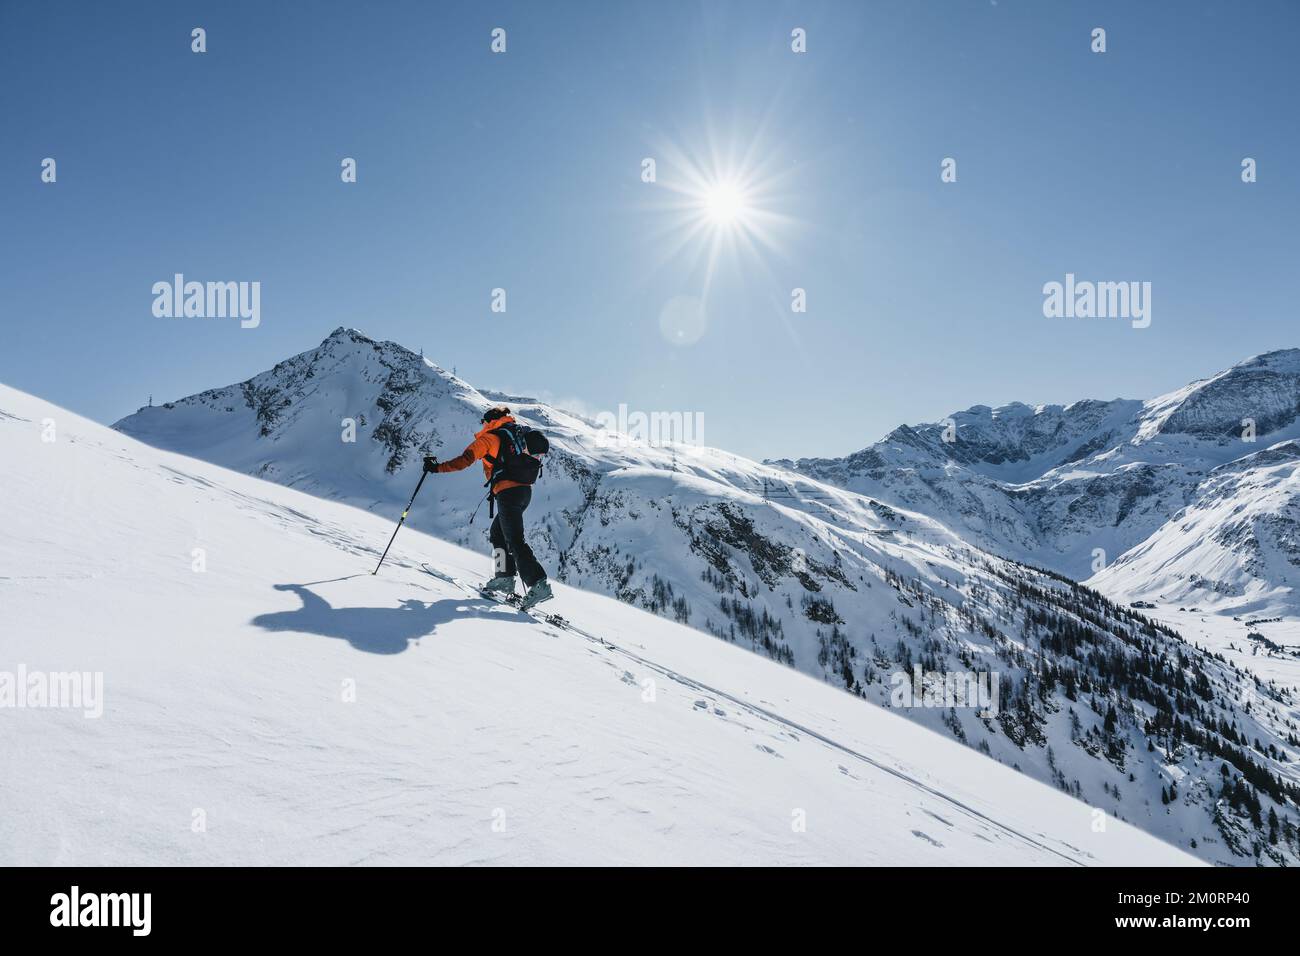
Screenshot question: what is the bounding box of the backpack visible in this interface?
[484,421,549,492]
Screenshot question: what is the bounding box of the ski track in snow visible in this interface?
[423,566,1084,865]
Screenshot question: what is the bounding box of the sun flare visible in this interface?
[703,181,748,225]
[638,128,802,305]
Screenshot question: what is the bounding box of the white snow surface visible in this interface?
[0,384,1197,866]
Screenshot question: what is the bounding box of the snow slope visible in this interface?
[0,384,1197,866]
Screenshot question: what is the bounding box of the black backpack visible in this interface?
[485,421,549,492]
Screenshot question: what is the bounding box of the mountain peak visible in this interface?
[316,326,455,379]
[323,326,372,345]
[1139,345,1300,441]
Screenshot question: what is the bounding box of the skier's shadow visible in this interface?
[252,581,522,655]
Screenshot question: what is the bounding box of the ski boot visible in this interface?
[481,575,517,598]
[519,579,554,610]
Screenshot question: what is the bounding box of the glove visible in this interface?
[423,455,439,474]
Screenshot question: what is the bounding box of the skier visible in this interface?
[423,407,553,609]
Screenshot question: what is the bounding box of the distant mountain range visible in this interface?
[773,349,1300,618]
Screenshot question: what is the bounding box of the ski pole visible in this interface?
[373,470,429,575]
[467,489,490,526]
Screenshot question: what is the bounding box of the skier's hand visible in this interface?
[423,455,439,474]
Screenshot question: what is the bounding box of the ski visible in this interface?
[419,563,612,644]
[419,563,571,630]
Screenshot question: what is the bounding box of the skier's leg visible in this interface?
[495,487,546,589]
[488,510,517,578]
[479,509,519,595]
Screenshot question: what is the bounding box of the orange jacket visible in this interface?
[435,415,529,494]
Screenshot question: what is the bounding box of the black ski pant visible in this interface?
[489,485,546,589]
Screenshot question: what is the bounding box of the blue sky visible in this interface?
[3,0,1297,460]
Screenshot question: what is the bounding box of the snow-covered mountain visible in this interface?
[2,383,1199,865]
[110,328,1300,864]
[775,350,1300,618]
[1091,441,1300,612]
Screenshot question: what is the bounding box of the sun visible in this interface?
[703,181,749,225]
[636,126,802,305]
